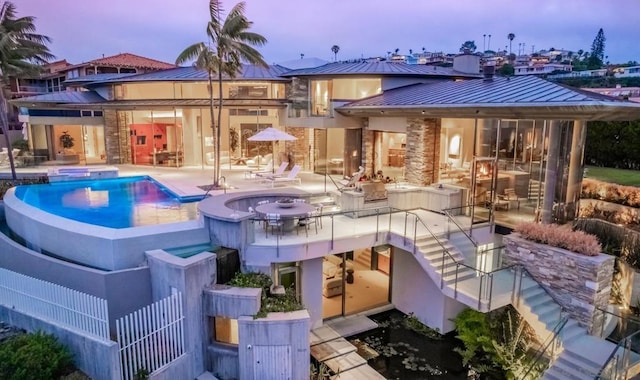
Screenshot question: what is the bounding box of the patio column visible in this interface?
[405,118,440,186]
[564,120,587,221]
[361,120,374,174]
[541,120,562,224]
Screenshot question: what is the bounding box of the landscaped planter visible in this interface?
[504,234,614,334]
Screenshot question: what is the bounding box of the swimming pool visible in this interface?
[14,176,199,228]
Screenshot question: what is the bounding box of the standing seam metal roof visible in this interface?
[340,76,627,107]
[88,65,291,84]
[279,61,479,78]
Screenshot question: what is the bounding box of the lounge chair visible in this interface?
[256,162,288,179]
[244,160,275,179]
[265,164,302,187]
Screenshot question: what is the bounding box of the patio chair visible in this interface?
[265,164,302,187]
[255,161,288,179]
[499,188,521,210]
[297,205,322,236]
[265,213,283,238]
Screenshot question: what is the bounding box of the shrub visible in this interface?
[582,178,640,208]
[227,271,272,293]
[514,221,602,256]
[0,331,74,380]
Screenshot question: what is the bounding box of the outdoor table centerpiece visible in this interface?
[275,198,295,208]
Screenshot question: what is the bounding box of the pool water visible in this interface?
[14,176,200,229]
[348,309,467,380]
[164,243,218,258]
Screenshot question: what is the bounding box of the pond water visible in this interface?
[347,309,468,379]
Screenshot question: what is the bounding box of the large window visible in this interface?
[311,80,330,116]
[211,316,239,345]
[229,85,268,99]
[332,78,382,100]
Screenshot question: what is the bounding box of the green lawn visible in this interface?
[585,166,640,186]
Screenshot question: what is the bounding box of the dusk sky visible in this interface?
[18,0,640,66]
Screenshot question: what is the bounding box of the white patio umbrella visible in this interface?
[247,127,297,170]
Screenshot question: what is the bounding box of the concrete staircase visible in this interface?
[405,233,514,311]
[515,276,622,379]
[409,228,625,379]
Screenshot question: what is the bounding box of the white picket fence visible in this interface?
[116,292,185,380]
[0,267,110,340]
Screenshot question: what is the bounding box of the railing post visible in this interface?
[478,275,483,310]
[330,214,335,250]
[403,211,408,241]
[375,208,380,238]
[454,261,459,297]
[440,252,445,289]
[487,273,494,311]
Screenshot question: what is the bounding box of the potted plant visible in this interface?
[229,127,239,156]
[59,131,75,152]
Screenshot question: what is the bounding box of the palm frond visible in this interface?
[175,42,207,65]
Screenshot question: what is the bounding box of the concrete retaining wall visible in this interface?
[504,234,614,334]
[0,306,121,380]
[149,354,192,380]
[238,310,310,380]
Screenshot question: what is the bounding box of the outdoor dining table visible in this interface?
[255,201,316,232]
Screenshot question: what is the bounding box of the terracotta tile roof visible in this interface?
[87,53,176,70]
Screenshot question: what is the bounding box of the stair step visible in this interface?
[544,365,584,380]
[541,370,563,380]
[562,349,603,372]
[561,324,586,344]
[443,269,476,284]
[520,284,546,298]
[554,353,600,378]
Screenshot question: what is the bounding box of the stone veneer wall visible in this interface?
[285,127,308,170]
[503,234,614,334]
[405,118,440,185]
[103,110,131,164]
[362,119,374,175]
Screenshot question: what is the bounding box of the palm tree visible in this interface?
[331,45,339,62]
[507,33,515,56]
[176,0,267,187]
[0,1,53,181]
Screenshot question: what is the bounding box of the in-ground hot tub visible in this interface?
[3,176,210,270]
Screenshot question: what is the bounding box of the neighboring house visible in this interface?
[614,65,640,78]
[583,86,640,103]
[7,53,176,144]
[514,62,572,76]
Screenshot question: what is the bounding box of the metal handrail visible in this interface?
[516,266,567,317]
[443,208,478,247]
[404,210,516,310]
[595,329,640,379]
[520,315,570,379]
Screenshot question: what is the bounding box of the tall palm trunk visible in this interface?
[216,69,223,187]
[0,89,16,181]
[208,72,218,187]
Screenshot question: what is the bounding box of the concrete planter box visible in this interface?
[504,234,614,334]
[203,285,261,318]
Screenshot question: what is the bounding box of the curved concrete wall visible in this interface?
[4,188,210,270]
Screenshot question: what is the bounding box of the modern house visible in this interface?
[6,53,640,379]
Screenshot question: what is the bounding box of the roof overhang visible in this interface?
[336,101,640,121]
[11,98,289,110]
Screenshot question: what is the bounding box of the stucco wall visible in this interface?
[392,247,465,333]
[503,234,614,334]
